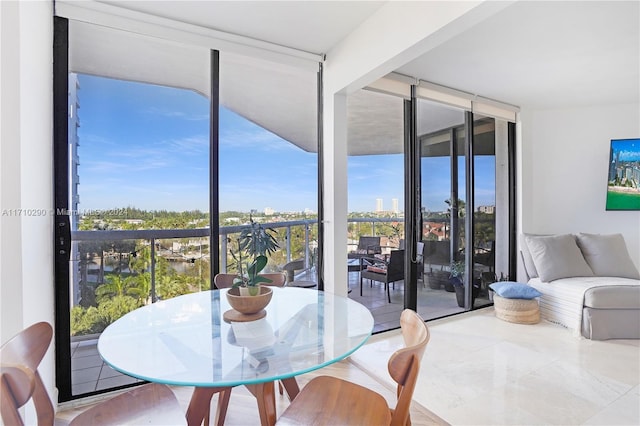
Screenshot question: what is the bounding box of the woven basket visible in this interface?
[493,295,540,324]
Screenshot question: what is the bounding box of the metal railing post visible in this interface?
[150,238,156,303]
[304,223,310,268]
[220,233,227,273]
[286,225,291,263]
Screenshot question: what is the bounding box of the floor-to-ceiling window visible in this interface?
[419,99,467,317]
[346,88,407,331]
[54,16,320,402]
[415,88,515,318]
[348,76,517,329]
[218,53,319,281]
[55,18,214,400]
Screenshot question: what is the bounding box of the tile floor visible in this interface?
[64,307,640,425]
[351,309,640,425]
[70,270,485,394]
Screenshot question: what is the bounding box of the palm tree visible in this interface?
[125,273,151,305]
[95,274,128,304]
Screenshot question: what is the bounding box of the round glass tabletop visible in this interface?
[98,287,373,387]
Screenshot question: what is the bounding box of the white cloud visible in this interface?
[143,107,208,121]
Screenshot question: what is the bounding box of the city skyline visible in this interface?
[76,74,495,215]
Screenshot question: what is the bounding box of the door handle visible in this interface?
[56,214,71,260]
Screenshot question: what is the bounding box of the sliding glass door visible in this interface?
[418,99,467,318]
[417,100,513,319]
[54,16,321,402]
[55,18,214,401]
[342,78,516,330]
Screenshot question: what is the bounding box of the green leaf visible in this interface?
[252,275,272,285]
[252,255,268,273]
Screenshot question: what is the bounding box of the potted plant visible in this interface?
[449,260,480,308]
[230,217,279,296]
[448,260,465,305]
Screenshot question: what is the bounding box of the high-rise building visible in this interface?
[375,198,383,212]
[69,73,81,305]
[478,205,495,214]
[392,198,399,214]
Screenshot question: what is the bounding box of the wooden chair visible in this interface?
[277,309,430,426]
[0,322,185,426]
[1,322,54,426]
[214,272,287,289]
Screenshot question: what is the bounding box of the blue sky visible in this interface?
[612,139,640,162]
[76,74,494,213]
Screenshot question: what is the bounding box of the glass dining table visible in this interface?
[98,287,374,426]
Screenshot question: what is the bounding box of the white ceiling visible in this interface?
[100,1,386,55]
[396,0,640,110]
[79,1,639,155]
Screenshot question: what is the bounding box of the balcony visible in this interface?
[68,217,492,394]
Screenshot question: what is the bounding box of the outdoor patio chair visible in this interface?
[0,322,185,426]
[360,249,405,303]
[282,259,305,283]
[348,236,382,259]
[282,259,317,288]
[277,309,430,426]
[475,240,495,273]
[417,241,425,282]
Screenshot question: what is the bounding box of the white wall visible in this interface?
[321,0,511,292]
[0,0,56,417]
[519,102,640,277]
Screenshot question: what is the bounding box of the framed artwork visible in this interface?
[606,138,640,210]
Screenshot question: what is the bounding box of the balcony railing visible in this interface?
[69,215,496,339]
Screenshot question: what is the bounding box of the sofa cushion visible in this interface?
[520,233,547,279]
[576,233,640,279]
[584,285,640,309]
[525,234,594,282]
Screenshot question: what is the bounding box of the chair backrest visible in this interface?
[387,249,405,281]
[214,272,286,289]
[424,240,450,266]
[67,383,184,426]
[282,259,304,282]
[387,309,430,426]
[258,272,286,287]
[213,273,236,289]
[357,236,381,253]
[0,322,54,426]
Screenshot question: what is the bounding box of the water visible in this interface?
[606,190,640,210]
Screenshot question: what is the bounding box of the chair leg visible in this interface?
[214,389,232,426]
[279,377,300,401]
[387,282,391,303]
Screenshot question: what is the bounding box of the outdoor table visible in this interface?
[98,287,374,426]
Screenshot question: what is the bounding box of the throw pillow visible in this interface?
[489,281,542,299]
[366,265,387,274]
[525,234,594,282]
[520,233,546,279]
[576,233,640,279]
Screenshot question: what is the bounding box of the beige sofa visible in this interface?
[520,233,640,340]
